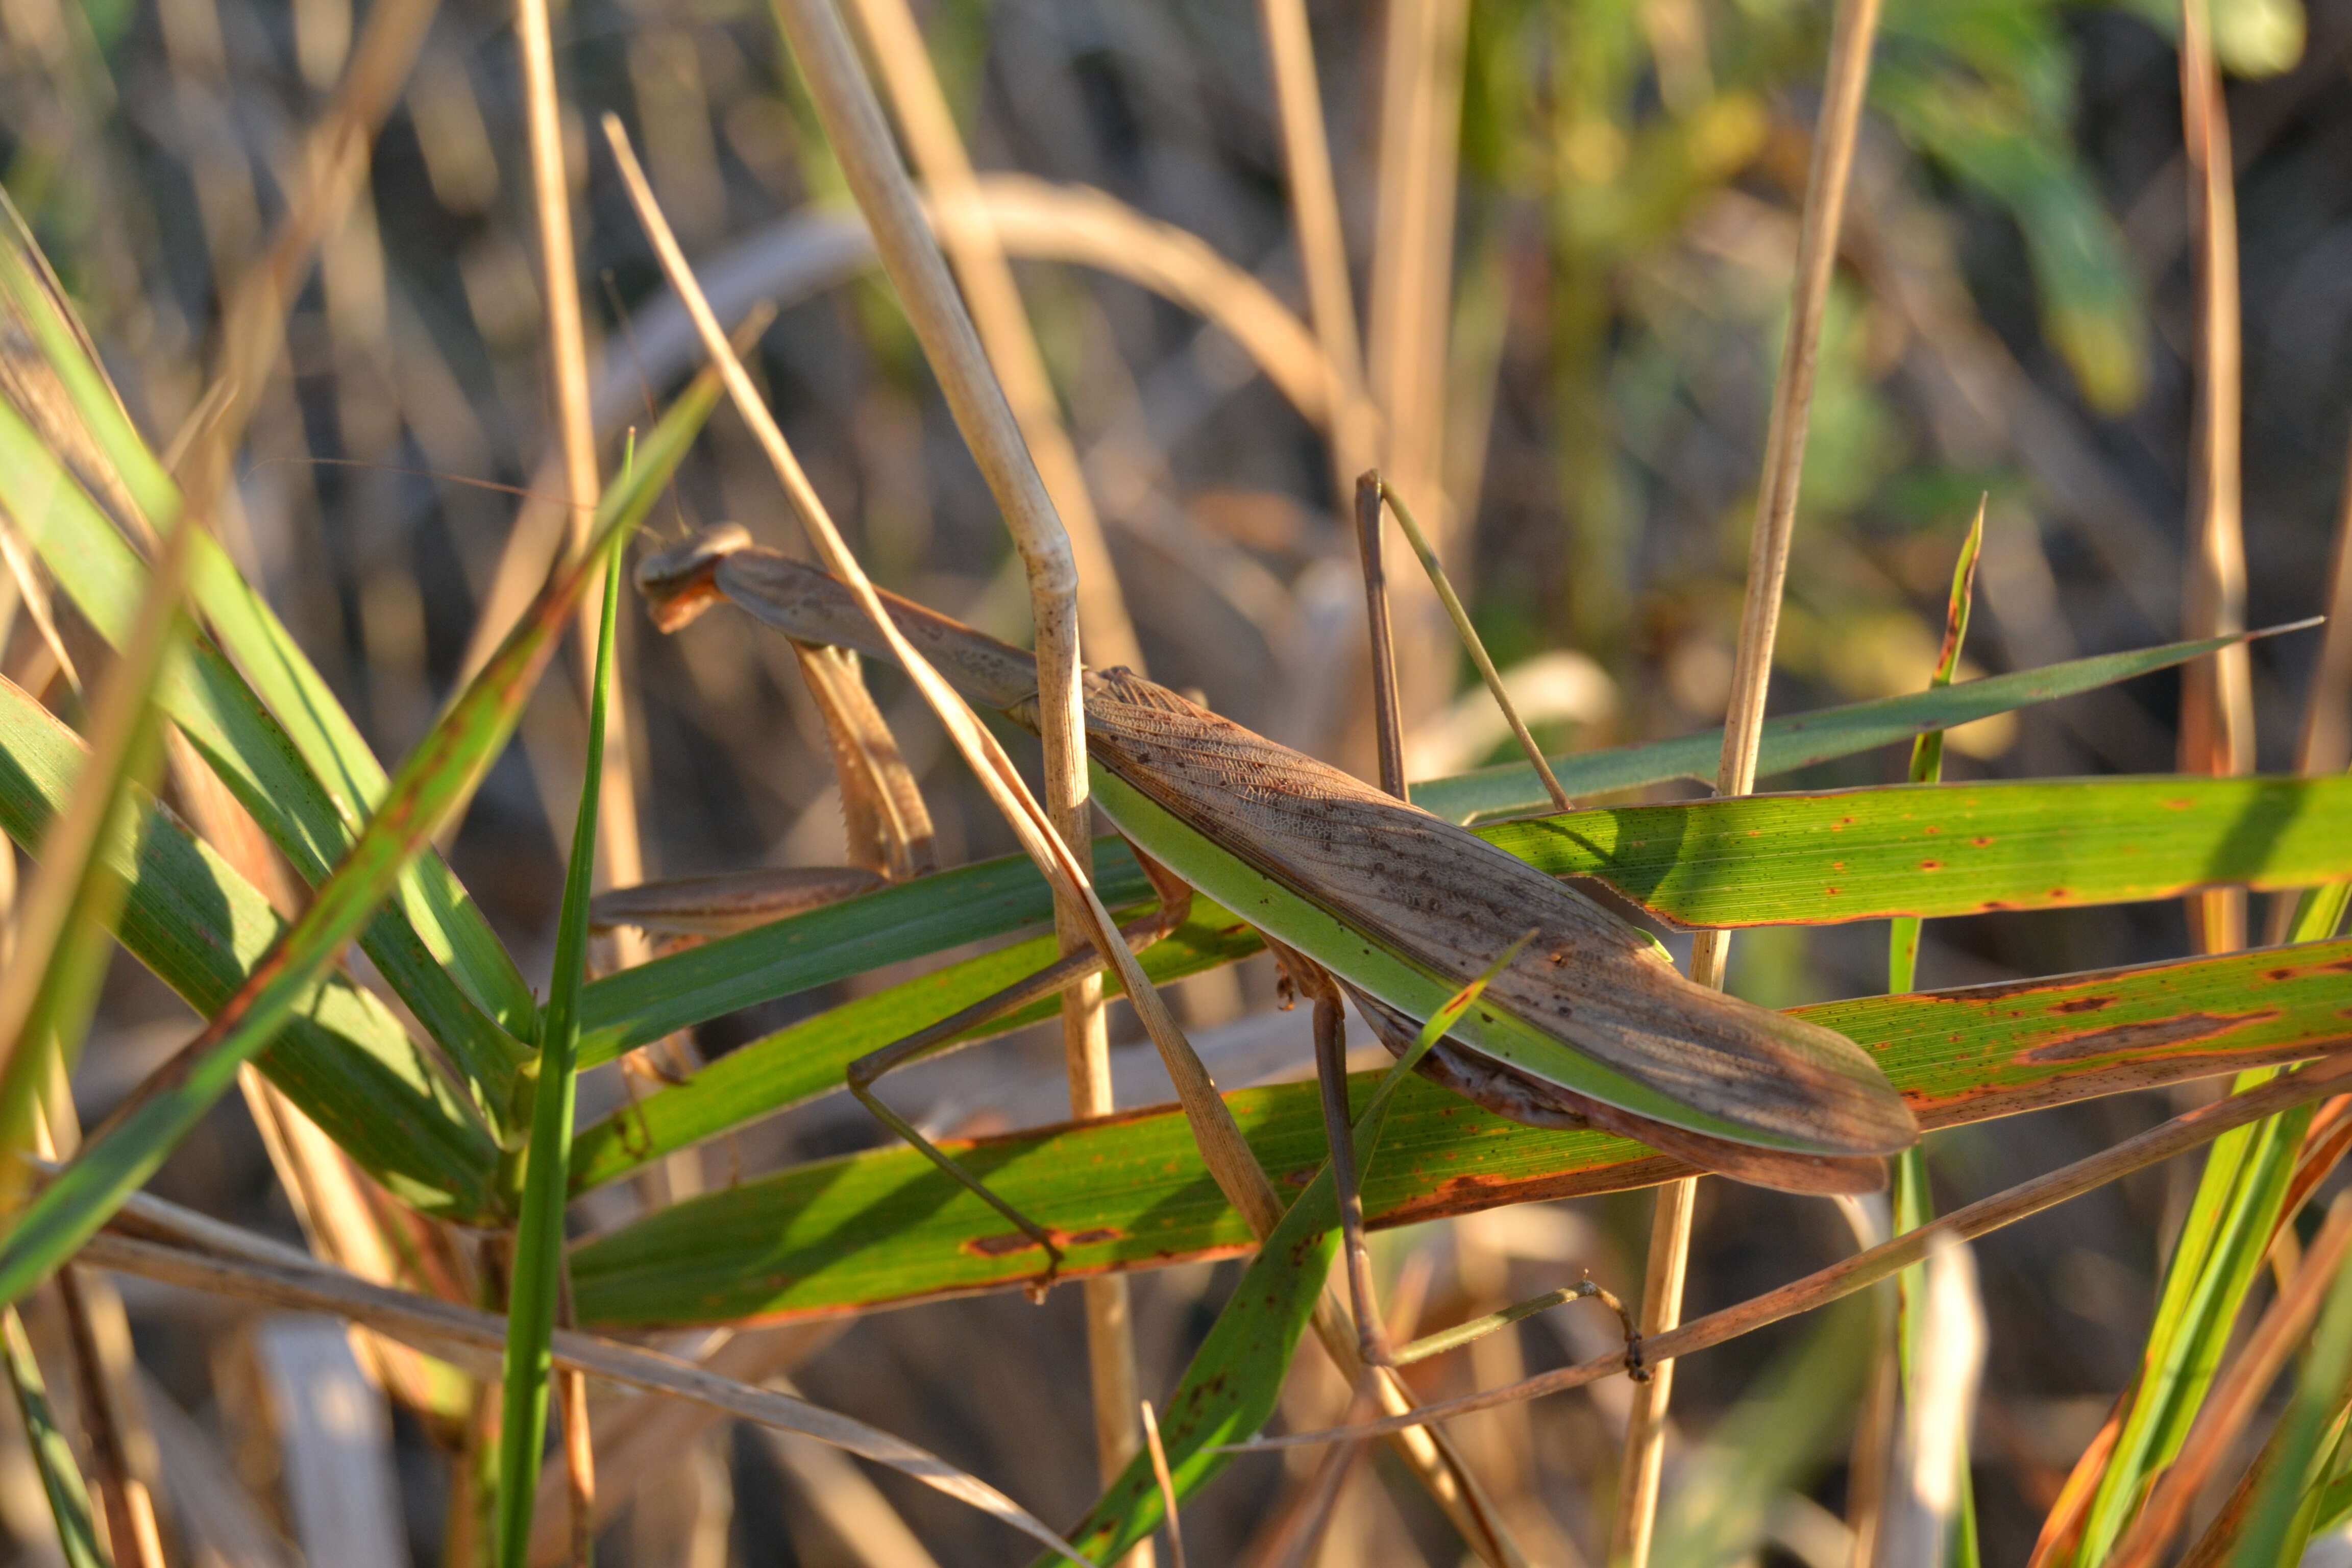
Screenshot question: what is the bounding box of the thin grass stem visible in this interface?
[1376,477,1569,813]
[1231,1054,2352,1451]
[2178,0,2254,955]
[1616,0,1884,1552]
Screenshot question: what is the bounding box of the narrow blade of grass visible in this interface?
[495,538,622,1568]
[2,1306,109,1568]
[568,935,2352,1326]
[0,367,719,1309]
[0,678,494,1213]
[2224,1233,2352,1567]
[1413,624,2312,824]
[1890,501,1986,1568]
[1028,938,1523,1565]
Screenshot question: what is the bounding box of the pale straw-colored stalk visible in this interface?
[1614,0,1883,1560]
[836,0,1146,1505]
[2178,0,2253,955]
[841,0,1142,675]
[605,117,1282,1241]
[1366,0,1467,528]
[1256,0,1379,499]
[1238,1055,2352,1450]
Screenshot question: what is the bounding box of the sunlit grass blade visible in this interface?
[0,387,532,1106]
[1414,623,2314,824]
[568,935,2352,1326]
[570,901,1256,1191]
[0,678,494,1213]
[0,211,538,1045]
[1891,502,1984,1568]
[572,639,2311,1069]
[496,537,622,1568]
[0,368,720,1310]
[1024,932,1525,1566]
[2224,1232,2352,1567]
[2074,808,2352,1563]
[1482,774,2352,928]
[2,1306,109,1568]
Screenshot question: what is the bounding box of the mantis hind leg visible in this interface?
[847,889,1193,1299]
[1270,934,1393,1366]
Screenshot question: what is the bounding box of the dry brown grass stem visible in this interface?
[1366,0,1466,533]
[1257,0,1378,498]
[1239,1055,2352,1452]
[2104,1192,2352,1568]
[1140,1401,1186,1568]
[525,1323,845,1566]
[838,0,1144,1499]
[606,119,1284,1243]
[1620,0,1884,1557]
[2298,429,2352,776]
[843,0,1142,676]
[2178,0,2253,955]
[68,1217,1083,1560]
[453,176,1333,690]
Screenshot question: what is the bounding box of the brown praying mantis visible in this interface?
[599,504,1918,1363]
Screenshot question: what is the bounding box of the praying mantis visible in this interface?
[601,512,1918,1361]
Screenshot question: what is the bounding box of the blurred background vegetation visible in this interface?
[3,0,2349,1559]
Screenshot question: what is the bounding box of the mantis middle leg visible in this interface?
[847,852,1195,1294]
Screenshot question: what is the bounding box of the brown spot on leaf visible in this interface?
[1972,837,1994,848]
[967,1232,1046,1258]
[2051,996,2115,1014]
[1920,860,1942,872]
[2023,1011,2274,1064]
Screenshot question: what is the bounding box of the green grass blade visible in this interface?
[0,677,496,1213]
[2,1307,109,1568]
[568,936,2352,1326]
[1889,501,1984,1568]
[0,370,718,1309]
[1412,626,2307,824]
[495,545,622,1568]
[2226,1235,2352,1567]
[2075,853,2352,1564]
[569,774,2352,1185]
[0,228,538,1043]
[570,900,1258,1191]
[1030,934,1524,1565]
[1480,775,2352,928]
[0,395,531,1106]
[566,638,2314,1067]
[574,842,1159,1063]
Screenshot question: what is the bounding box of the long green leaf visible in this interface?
[570,936,2352,1326]
[570,900,1259,1191]
[0,232,539,1048]
[0,677,494,1213]
[2,1308,108,1568]
[570,774,2352,1188]
[1483,775,2352,928]
[566,636,2302,1073]
[0,369,719,1309]
[496,542,622,1568]
[0,395,530,1108]
[1412,627,2305,824]
[573,841,1159,1065]
[2228,1236,2352,1567]
[1037,939,1524,1564]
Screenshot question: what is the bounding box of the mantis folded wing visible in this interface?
[631,527,1917,1216]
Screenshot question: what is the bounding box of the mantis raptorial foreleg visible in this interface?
[847,852,1196,1295]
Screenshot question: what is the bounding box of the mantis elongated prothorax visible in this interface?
[635,525,1918,1204]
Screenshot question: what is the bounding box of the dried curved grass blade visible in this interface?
[66,1217,1087,1565]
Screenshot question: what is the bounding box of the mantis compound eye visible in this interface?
[635,523,753,630]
